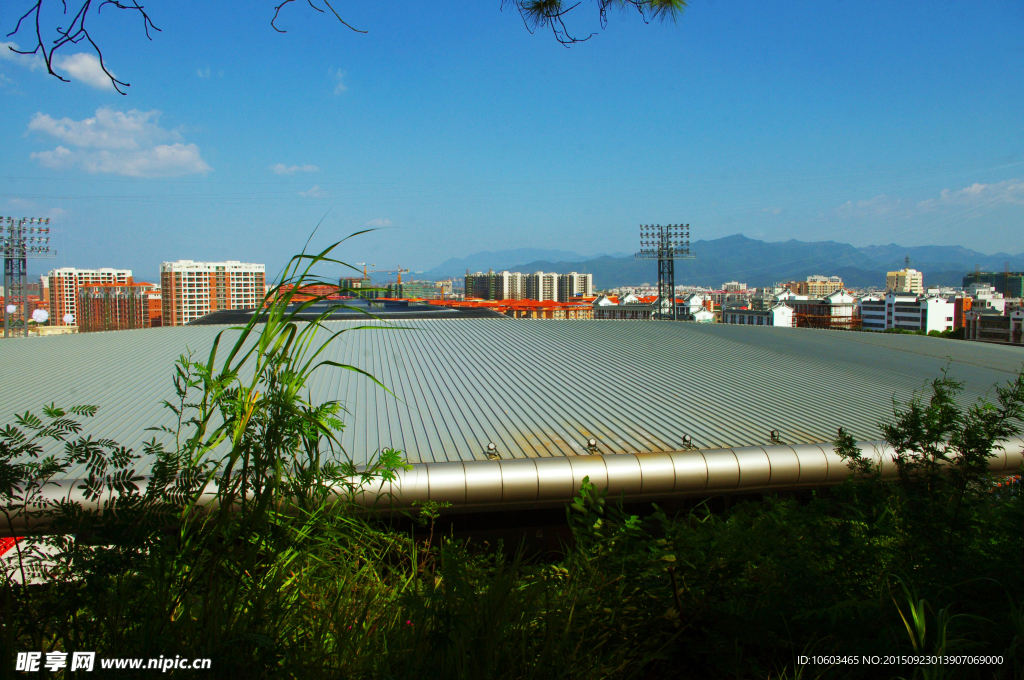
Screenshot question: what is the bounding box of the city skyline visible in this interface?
[1,1,1022,279]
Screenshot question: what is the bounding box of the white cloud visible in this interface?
[58,53,115,90]
[834,194,904,219]
[761,207,782,216]
[365,218,392,227]
[0,73,14,87]
[331,68,347,94]
[29,109,173,149]
[272,163,319,175]
[299,185,324,198]
[197,66,211,78]
[834,179,1024,222]
[27,108,211,177]
[1,41,116,91]
[917,179,1024,211]
[0,42,44,71]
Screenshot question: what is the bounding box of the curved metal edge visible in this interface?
[667,450,709,492]
[790,444,828,485]
[500,458,540,503]
[7,440,1024,536]
[566,455,609,494]
[636,451,678,495]
[425,461,467,506]
[733,446,771,489]
[463,460,503,505]
[702,448,739,492]
[603,454,643,496]
[534,456,575,501]
[765,445,801,486]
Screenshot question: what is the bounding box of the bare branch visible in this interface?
[6,0,160,94]
[273,0,367,34]
[272,0,298,33]
[503,0,687,46]
[7,0,679,96]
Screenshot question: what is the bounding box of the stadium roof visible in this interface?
[1,319,1022,480]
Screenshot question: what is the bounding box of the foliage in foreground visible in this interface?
[2,238,1023,678]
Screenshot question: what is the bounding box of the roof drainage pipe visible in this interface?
[3,439,1023,536]
[360,438,1024,513]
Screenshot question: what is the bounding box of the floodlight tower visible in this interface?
[634,224,695,321]
[1,217,55,338]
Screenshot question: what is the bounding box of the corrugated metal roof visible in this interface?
[1,320,1022,478]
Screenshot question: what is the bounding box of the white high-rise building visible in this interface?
[492,271,527,300]
[47,267,134,326]
[160,260,265,326]
[886,269,924,294]
[557,272,594,302]
[525,272,558,302]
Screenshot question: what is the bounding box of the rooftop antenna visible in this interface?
[905,254,911,268]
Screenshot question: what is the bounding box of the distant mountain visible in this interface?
[484,234,1022,289]
[857,244,1024,271]
[423,248,629,279]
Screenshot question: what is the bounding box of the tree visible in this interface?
[5,0,688,94]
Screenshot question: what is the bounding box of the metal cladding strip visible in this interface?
[4,439,1024,536]
[500,458,541,503]
[701,448,740,493]
[635,452,678,495]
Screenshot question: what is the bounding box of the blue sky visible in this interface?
[1,0,1022,281]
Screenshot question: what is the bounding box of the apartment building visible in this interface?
[860,293,955,334]
[492,271,526,300]
[556,272,594,302]
[886,268,924,294]
[465,270,593,302]
[160,260,265,326]
[778,275,844,297]
[145,288,163,327]
[47,267,133,326]
[77,283,153,332]
[525,272,558,302]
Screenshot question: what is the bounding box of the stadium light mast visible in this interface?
[1,217,55,339]
[634,224,695,321]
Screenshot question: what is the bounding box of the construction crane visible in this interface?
[370,267,410,284]
[354,262,374,279]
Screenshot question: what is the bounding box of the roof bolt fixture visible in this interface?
[682,434,693,450]
[770,429,782,444]
[486,442,500,461]
[586,438,598,454]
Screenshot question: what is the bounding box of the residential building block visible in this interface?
[47,267,133,326]
[160,260,265,326]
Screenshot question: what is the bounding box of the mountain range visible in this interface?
[427,235,1024,289]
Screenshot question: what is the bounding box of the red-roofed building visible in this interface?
[427,298,593,320]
